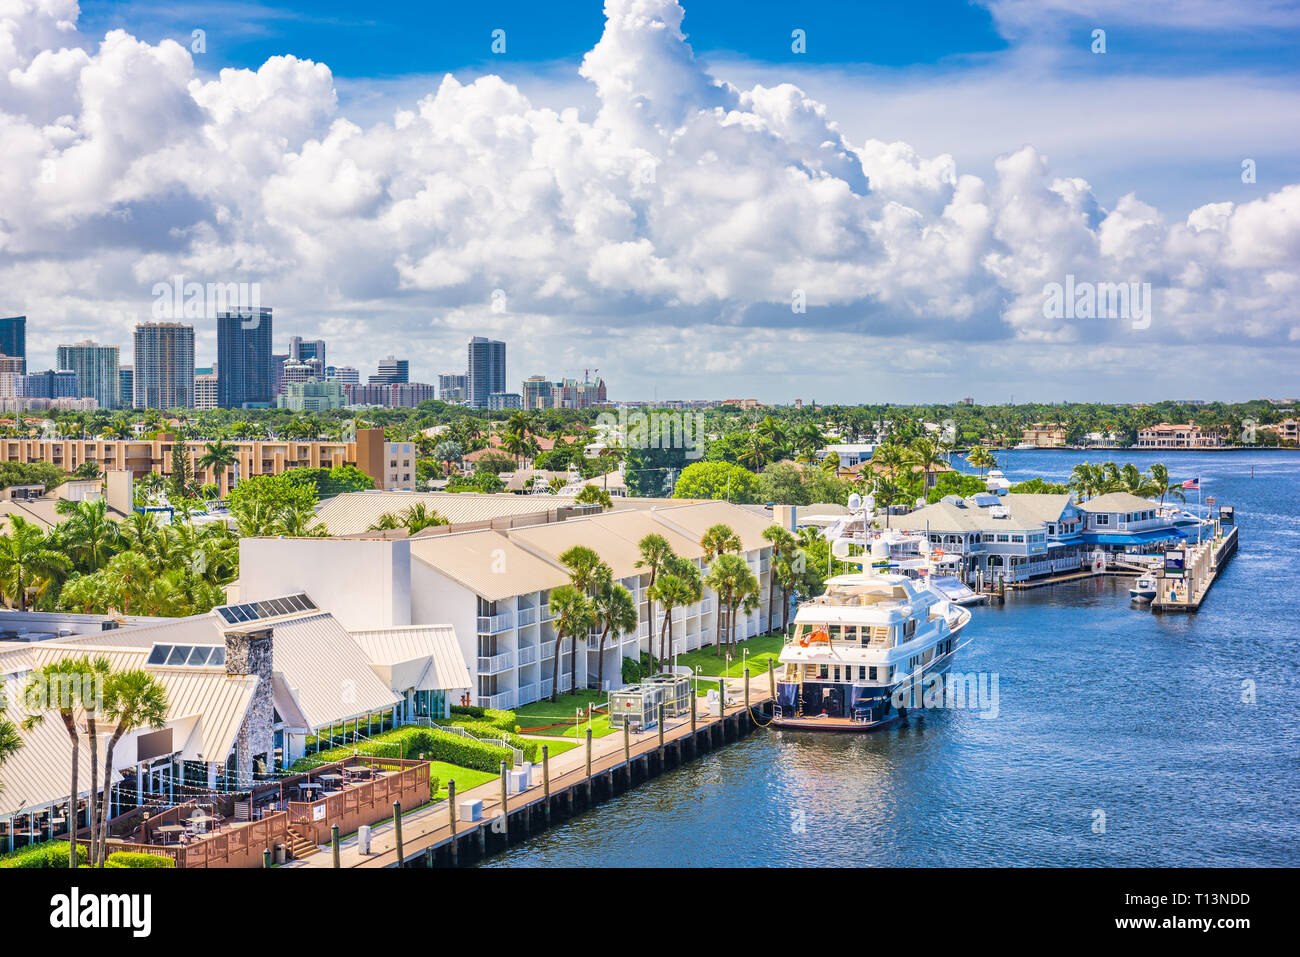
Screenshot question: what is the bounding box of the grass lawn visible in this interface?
[674,632,786,682]
[514,690,616,738]
[429,762,496,801]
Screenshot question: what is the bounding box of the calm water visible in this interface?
[489,450,1300,867]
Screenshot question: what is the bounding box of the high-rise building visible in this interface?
[272,353,288,394]
[56,340,120,410]
[488,392,522,410]
[0,317,26,372]
[466,337,505,408]
[19,369,79,399]
[370,356,409,384]
[522,375,554,410]
[133,322,195,409]
[217,307,274,408]
[289,336,326,365]
[282,358,324,388]
[326,365,360,385]
[438,373,468,402]
[278,378,347,411]
[118,365,134,409]
[194,373,219,410]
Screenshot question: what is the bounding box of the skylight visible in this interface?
[214,593,316,626]
[146,644,226,668]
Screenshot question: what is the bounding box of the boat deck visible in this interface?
[771,714,892,732]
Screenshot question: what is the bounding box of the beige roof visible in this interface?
[1076,492,1159,513]
[313,491,580,535]
[350,625,471,693]
[646,501,778,553]
[588,510,705,563]
[409,530,569,601]
[0,496,129,531]
[509,520,651,580]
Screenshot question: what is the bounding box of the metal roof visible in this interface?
[312,491,581,535]
[349,625,471,693]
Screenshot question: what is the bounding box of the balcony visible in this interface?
[476,612,516,634]
[476,651,514,675]
[516,606,538,627]
[482,691,517,709]
[540,675,574,698]
[516,645,538,666]
[539,638,572,659]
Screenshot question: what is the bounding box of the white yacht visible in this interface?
[773,539,973,732]
[1129,573,1158,602]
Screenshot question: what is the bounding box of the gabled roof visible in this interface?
[312,491,580,535]
[350,625,471,693]
[1076,492,1159,513]
[409,530,569,600]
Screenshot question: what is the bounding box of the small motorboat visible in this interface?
[1129,573,1157,602]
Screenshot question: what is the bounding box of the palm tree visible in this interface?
[966,445,997,476]
[763,525,799,634]
[1147,463,1185,505]
[700,523,741,646]
[547,585,594,702]
[558,546,609,689]
[0,716,22,797]
[54,498,122,573]
[198,439,238,490]
[93,668,167,866]
[703,553,759,656]
[574,484,613,510]
[591,580,637,690]
[649,557,702,665]
[0,516,72,611]
[904,437,945,490]
[21,656,111,868]
[635,533,674,667]
[433,440,463,476]
[872,442,907,479]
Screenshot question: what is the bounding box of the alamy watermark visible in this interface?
[1042,274,1151,330]
[151,275,263,326]
[891,670,1000,719]
[595,408,707,460]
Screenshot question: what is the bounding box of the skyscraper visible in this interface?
[18,369,78,399]
[0,317,26,372]
[466,337,505,409]
[118,365,134,409]
[133,323,195,409]
[217,307,274,408]
[56,340,120,410]
[438,373,467,402]
[370,356,409,384]
[290,336,326,365]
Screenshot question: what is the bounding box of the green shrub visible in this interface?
[622,656,642,685]
[289,725,513,775]
[449,705,518,734]
[104,851,174,869]
[0,840,89,869]
[441,719,538,762]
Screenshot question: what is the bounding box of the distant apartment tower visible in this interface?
[217,307,274,408]
[278,379,347,412]
[194,373,219,410]
[326,365,360,385]
[133,322,195,409]
[18,369,78,399]
[56,340,120,410]
[488,392,522,410]
[0,317,26,372]
[522,375,554,410]
[370,356,409,384]
[466,337,505,408]
[289,336,326,365]
[272,353,289,394]
[118,365,134,408]
[438,373,467,402]
[282,358,324,387]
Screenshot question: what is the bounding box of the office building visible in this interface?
[0,317,26,371]
[370,356,409,385]
[488,392,522,410]
[344,382,436,408]
[289,336,326,365]
[56,340,120,410]
[438,373,467,402]
[522,375,554,410]
[326,365,360,385]
[217,307,274,408]
[466,337,506,408]
[194,373,219,410]
[278,378,347,412]
[133,322,195,409]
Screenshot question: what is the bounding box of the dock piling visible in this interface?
[768,657,775,700]
[447,780,458,865]
[392,801,403,866]
[330,824,340,869]
[744,667,750,714]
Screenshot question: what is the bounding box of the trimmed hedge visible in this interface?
[0,840,89,869]
[289,725,513,775]
[104,851,174,869]
[444,719,539,763]
[449,705,519,734]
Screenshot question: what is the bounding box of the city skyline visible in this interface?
[2,1,1299,404]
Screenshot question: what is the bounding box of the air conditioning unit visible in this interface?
[989,505,1010,519]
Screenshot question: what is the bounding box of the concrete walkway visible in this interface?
[286,668,775,868]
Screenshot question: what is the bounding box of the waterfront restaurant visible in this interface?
[900,492,1195,583]
[0,595,471,853]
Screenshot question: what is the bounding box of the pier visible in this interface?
[288,669,776,868]
[1151,523,1238,613]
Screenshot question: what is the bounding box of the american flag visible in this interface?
[1181,477,1200,490]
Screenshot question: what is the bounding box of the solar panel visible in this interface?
[213,593,317,626]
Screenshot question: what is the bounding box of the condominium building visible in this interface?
[1020,423,1068,448]
[326,365,360,385]
[1135,423,1226,448]
[344,382,436,408]
[118,365,134,408]
[281,358,324,387]
[521,375,553,410]
[217,308,274,408]
[19,369,78,399]
[1268,418,1298,444]
[488,392,522,410]
[521,374,607,410]
[193,373,219,410]
[466,337,505,408]
[438,373,467,402]
[289,336,326,365]
[0,317,25,371]
[240,500,777,709]
[56,340,120,409]
[133,322,195,409]
[0,428,399,495]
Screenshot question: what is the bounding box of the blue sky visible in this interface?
[5,0,1299,403]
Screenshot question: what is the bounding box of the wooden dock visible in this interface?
[291,670,776,868]
[1151,524,1238,614]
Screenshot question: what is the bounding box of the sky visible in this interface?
[2,0,1299,404]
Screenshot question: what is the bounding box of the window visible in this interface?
[1095,514,1110,525]
[869,666,878,681]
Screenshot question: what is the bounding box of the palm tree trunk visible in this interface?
[657,614,670,671]
[645,571,657,667]
[782,587,790,633]
[596,624,610,689]
[62,716,79,868]
[87,716,99,867]
[550,629,561,703]
[666,616,674,664]
[97,725,127,867]
[569,625,579,695]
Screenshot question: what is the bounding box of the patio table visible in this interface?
[157,825,185,845]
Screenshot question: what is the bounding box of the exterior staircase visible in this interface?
[286,825,320,860]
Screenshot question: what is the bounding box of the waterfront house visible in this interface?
[1134,423,1226,449]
